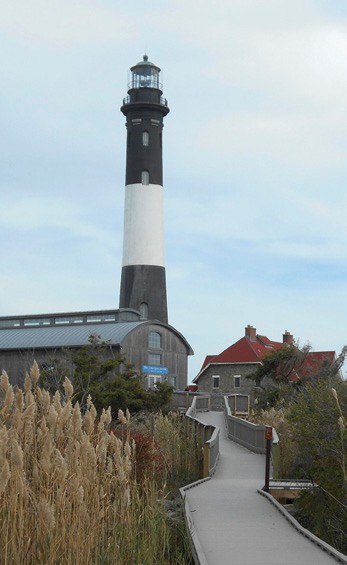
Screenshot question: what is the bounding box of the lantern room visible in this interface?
[129,54,162,90]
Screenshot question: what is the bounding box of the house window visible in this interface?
[234,375,241,388]
[140,303,148,320]
[212,376,220,389]
[170,375,177,389]
[146,375,162,389]
[142,131,149,146]
[148,353,161,366]
[141,170,149,185]
[149,331,161,349]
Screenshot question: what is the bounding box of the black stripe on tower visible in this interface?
[120,265,168,323]
[121,89,169,186]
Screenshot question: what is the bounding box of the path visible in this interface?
[184,411,344,565]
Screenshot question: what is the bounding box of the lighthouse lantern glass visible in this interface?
[131,65,160,89]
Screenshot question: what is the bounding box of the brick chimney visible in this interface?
[283,330,294,345]
[245,325,256,342]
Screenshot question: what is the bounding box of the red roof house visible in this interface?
[193,325,338,406]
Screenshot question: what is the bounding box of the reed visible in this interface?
[0,365,191,564]
[154,411,201,489]
[248,406,295,477]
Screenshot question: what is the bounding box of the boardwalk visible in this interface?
[184,411,344,565]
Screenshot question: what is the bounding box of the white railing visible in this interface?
[225,395,270,453]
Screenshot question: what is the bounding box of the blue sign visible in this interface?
[142,365,169,375]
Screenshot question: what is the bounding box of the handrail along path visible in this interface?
[180,397,346,565]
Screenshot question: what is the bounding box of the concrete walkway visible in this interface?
[184,411,344,565]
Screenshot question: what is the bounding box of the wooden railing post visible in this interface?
[264,426,273,492]
[203,442,210,478]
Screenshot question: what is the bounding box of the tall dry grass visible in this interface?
[154,411,201,489]
[248,406,295,477]
[0,363,190,564]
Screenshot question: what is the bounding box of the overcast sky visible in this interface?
[1,0,347,380]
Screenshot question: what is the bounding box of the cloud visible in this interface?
[193,111,345,169]
[0,1,132,47]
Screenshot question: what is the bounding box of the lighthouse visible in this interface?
[0,54,193,393]
[119,55,170,324]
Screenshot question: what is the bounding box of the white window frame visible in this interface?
[148,353,161,366]
[146,374,162,389]
[148,331,162,349]
[234,375,241,388]
[212,375,220,389]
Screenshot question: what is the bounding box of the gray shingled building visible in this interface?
[0,309,193,389]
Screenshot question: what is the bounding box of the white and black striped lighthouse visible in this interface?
[119,55,170,324]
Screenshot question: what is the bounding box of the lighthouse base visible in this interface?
[119,265,168,324]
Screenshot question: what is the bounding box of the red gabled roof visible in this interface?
[299,351,335,379]
[200,355,217,370]
[197,333,284,378]
[196,331,337,383]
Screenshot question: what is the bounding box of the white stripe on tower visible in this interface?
[122,183,164,267]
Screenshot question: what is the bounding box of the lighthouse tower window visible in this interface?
[141,170,149,185]
[140,302,148,320]
[142,131,149,146]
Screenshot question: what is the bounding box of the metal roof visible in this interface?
[0,321,145,350]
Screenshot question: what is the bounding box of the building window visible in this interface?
[0,319,21,328]
[148,353,161,366]
[142,131,149,146]
[87,314,116,323]
[141,170,149,185]
[234,375,241,388]
[24,318,50,326]
[212,376,220,389]
[170,375,177,389]
[55,316,83,325]
[146,375,162,389]
[140,303,148,320]
[149,331,162,349]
